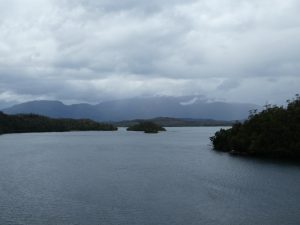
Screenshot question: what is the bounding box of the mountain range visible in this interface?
[1,96,259,122]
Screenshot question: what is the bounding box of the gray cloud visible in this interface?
[0,0,299,108]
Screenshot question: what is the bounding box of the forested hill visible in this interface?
[0,112,117,134]
[210,95,300,158]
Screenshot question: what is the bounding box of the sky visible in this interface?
[0,0,299,108]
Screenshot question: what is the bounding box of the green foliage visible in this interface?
[127,121,166,133]
[210,95,300,158]
[0,112,117,134]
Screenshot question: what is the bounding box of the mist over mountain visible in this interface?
[2,96,259,122]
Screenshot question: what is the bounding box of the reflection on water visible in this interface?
[0,128,299,225]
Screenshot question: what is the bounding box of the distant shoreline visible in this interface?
[0,126,232,136]
[0,111,235,135]
[113,117,235,127]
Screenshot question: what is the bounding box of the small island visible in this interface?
[127,121,166,133]
[210,95,300,159]
[0,112,117,134]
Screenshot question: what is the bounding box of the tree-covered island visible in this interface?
[127,121,166,133]
[210,95,300,159]
[0,112,117,134]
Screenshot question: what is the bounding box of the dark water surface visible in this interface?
[0,127,299,225]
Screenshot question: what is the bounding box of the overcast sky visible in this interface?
[0,0,299,107]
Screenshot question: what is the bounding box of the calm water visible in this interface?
[0,127,299,225]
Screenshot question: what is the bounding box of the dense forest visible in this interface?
[210,95,300,158]
[127,122,166,133]
[0,112,117,134]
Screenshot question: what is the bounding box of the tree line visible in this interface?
[0,112,117,134]
[210,95,300,158]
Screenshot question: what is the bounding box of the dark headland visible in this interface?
[210,95,300,159]
[0,112,117,134]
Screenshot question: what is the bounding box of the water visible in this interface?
[0,127,299,225]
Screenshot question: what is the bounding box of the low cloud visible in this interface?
[0,0,299,108]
